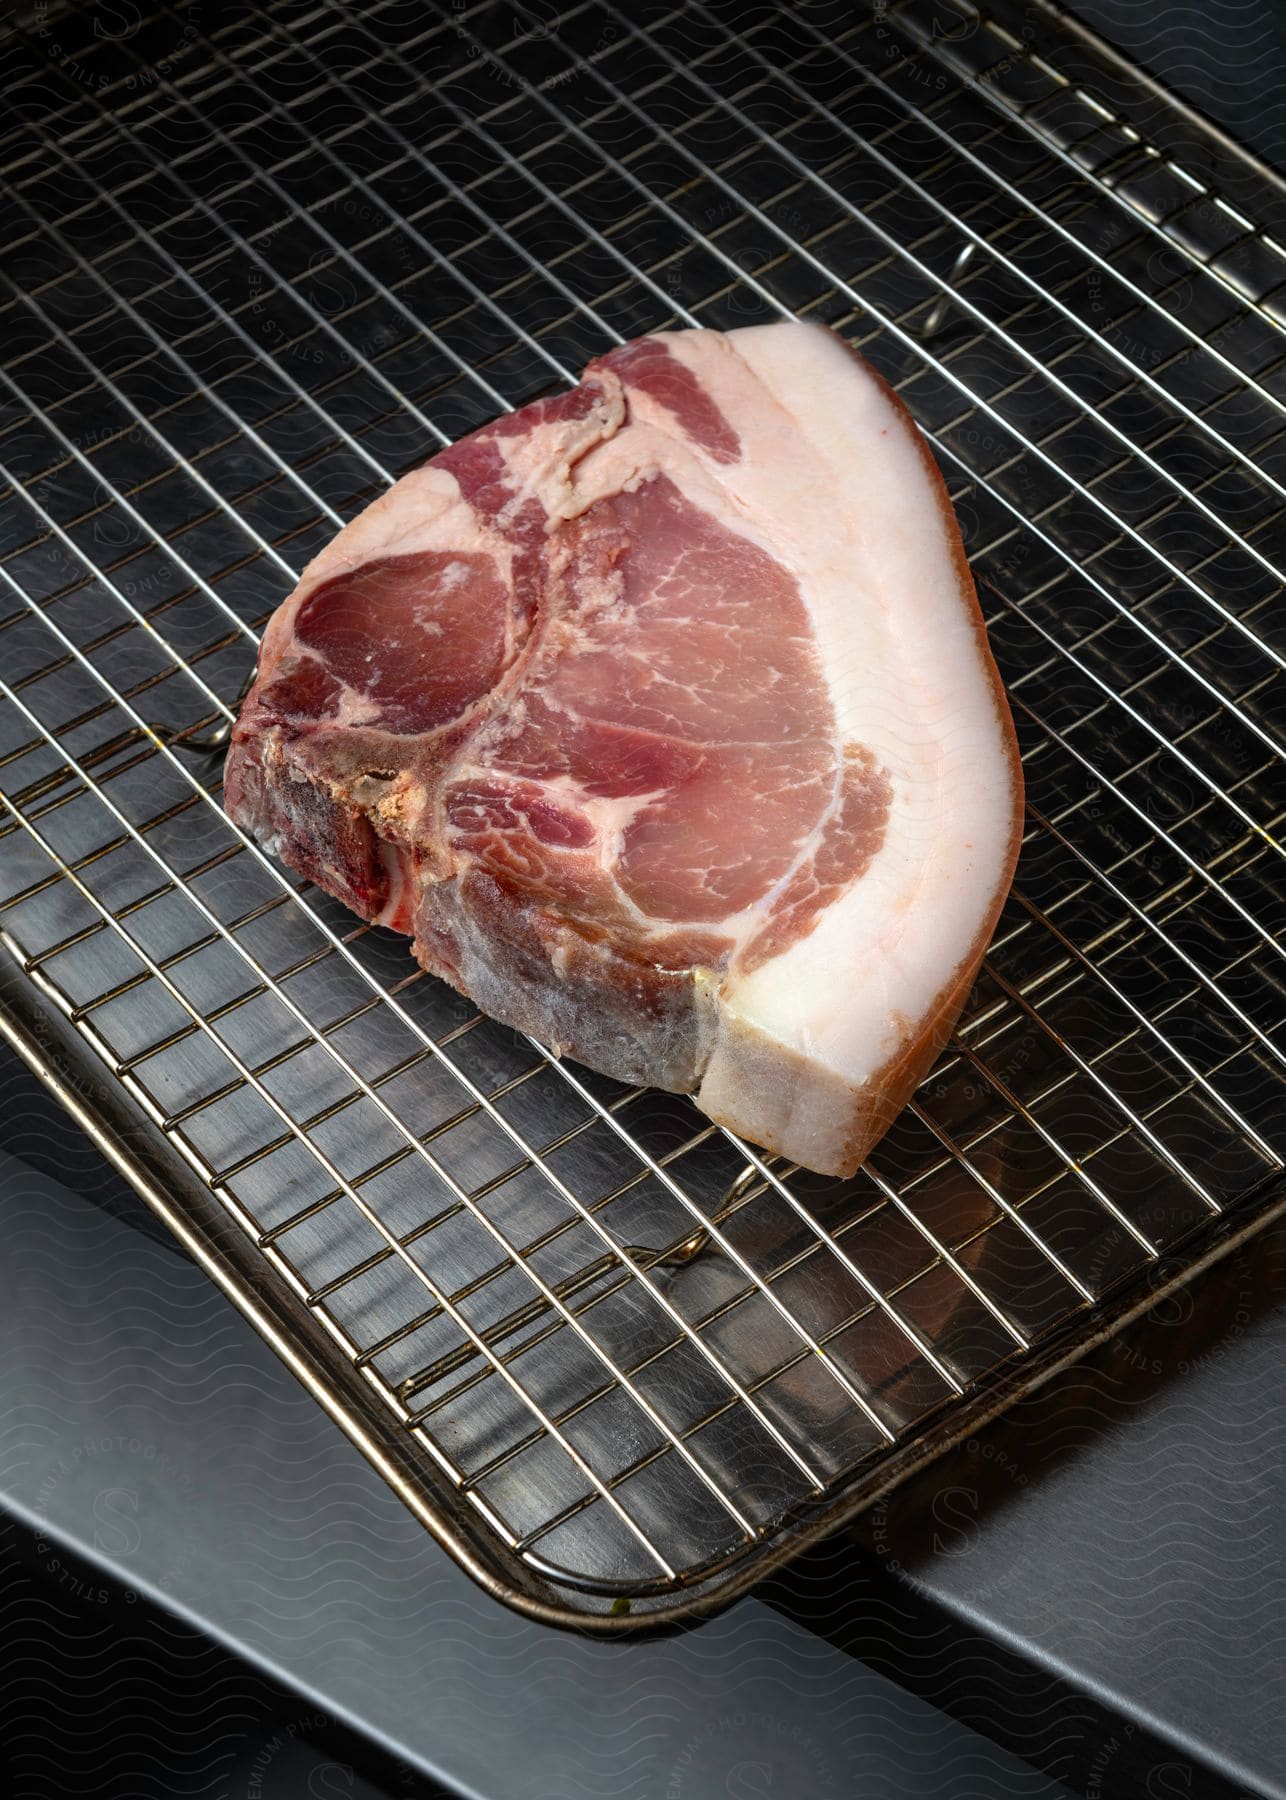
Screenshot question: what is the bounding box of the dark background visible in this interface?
[0,1,1281,1796]
[1073,0,1286,170]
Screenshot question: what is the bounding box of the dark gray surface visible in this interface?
[1070,0,1286,168]
[0,1128,1075,1800]
[854,1204,1286,1798]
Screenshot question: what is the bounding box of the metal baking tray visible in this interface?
[0,0,1282,1629]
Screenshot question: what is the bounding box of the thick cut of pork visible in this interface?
[225,322,1022,1178]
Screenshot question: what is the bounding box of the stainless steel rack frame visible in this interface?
[0,0,1282,1630]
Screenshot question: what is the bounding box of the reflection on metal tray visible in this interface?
[0,0,1282,1628]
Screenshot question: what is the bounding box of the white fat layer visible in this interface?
[493,382,627,524]
[333,681,391,729]
[695,325,1011,1086]
[707,325,1012,1084]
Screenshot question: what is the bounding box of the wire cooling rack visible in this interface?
[0,0,1282,1628]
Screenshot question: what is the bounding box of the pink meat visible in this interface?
[226,323,1022,1177]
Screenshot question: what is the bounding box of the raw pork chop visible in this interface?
[225,322,1022,1178]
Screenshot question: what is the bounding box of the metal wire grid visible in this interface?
[0,0,1282,1618]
